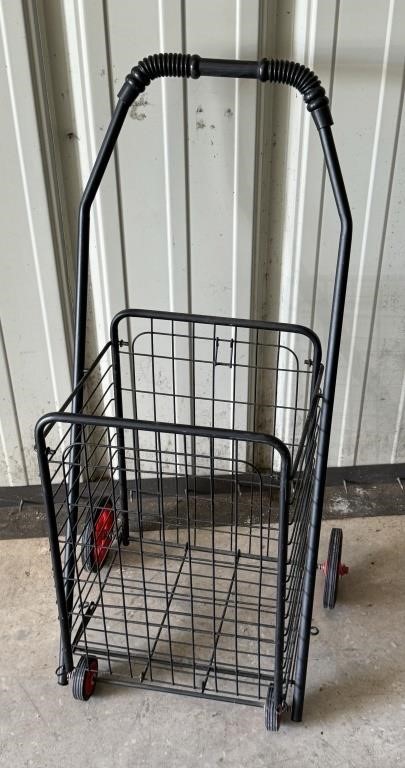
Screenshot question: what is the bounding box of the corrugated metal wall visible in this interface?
[254,0,405,466]
[1,0,405,486]
[0,0,72,486]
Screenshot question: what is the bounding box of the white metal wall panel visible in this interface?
[106,1,185,316]
[54,0,260,332]
[357,83,405,464]
[318,0,405,465]
[256,0,405,466]
[0,0,262,488]
[61,0,127,358]
[185,0,259,319]
[0,0,71,486]
[2,0,405,488]
[57,0,261,437]
[105,0,260,321]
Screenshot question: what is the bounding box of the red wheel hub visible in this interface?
[83,659,98,698]
[93,506,114,566]
[319,560,349,577]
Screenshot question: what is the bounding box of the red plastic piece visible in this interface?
[93,506,114,567]
[319,560,349,577]
[83,658,98,698]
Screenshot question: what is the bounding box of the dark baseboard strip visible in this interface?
[326,462,405,485]
[1,463,404,540]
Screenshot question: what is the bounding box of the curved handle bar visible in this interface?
[72,55,352,515]
[118,53,332,130]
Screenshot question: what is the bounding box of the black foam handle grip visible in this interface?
[118,53,332,129]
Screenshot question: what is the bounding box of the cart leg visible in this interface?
[116,427,129,545]
[57,432,83,684]
[56,101,132,678]
[111,325,129,545]
[292,126,352,721]
[55,535,76,685]
[273,457,290,712]
[57,516,78,684]
[35,420,75,686]
[57,592,71,683]
[291,508,322,718]
[292,429,327,721]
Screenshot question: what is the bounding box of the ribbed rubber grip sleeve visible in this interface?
[118,53,200,104]
[118,53,332,128]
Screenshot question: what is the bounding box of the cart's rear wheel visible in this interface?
[265,685,280,732]
[72,655,98,701]
[81,497,114,572]
[323,527,344,609]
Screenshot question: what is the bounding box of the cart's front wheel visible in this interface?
[265,685,280,732]
[81,497,115,572]
[72,655,98,701]
[322,528,348,609]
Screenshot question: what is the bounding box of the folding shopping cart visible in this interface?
[36,54,352,731]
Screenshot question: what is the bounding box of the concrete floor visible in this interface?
[1,516,404,767]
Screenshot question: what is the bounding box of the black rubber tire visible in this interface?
[71,655,98,701]
[81,497,114,573]
[265,685,280,732]
[323,527,343,609]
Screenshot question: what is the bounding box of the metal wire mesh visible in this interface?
[39,311,321,706]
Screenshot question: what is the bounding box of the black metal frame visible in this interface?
[36,54,351,724]
[35,319,321,713]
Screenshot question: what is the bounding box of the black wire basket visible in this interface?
[36,54,352,731]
